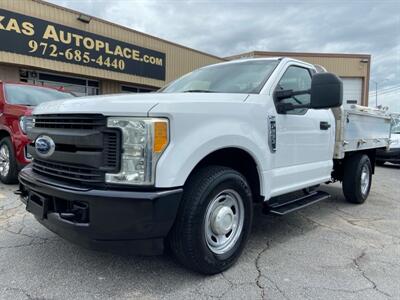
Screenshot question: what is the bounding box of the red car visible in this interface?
[0,82,74,184]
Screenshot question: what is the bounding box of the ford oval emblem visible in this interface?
[35,135,55,158]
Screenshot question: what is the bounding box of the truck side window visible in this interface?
[275,66,312,114]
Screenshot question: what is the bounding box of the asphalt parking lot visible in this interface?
[0,165,399,300]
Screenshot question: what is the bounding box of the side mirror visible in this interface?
[310,73,343,109]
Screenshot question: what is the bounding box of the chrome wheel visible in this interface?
[360,164,370,196]
[0,144,10,177]
[205,189,244,255]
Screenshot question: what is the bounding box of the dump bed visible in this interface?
[332,105,391,159]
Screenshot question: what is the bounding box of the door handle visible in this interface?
[320,121,331,130]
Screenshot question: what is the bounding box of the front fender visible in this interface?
[154,119,269,194]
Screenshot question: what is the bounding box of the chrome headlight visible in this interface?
[106,117,169,185]
[19,116,34,134]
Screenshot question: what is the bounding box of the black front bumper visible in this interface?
[18,167,183,255]
[376,148,400,163]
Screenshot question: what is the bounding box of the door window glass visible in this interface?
[276,66,312,114]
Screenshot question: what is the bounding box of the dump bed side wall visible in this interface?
[332,106,391,159]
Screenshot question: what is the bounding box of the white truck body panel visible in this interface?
[265,107,335,197]
[149,98,269,193]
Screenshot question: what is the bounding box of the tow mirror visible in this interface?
[310,73,343,109]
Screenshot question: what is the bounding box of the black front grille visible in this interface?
[33,159,104,183]
[34,114,106,130]
[104,132,118,168]
[31,114,121,186]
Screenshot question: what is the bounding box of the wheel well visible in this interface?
[333,149,377,181]
[188,148,263,202]
[0,130,10,141]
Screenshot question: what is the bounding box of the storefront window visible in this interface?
[20,70,99,96]
[121,85,155,93]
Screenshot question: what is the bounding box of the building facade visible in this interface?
[0,0,370,107]
[0,0,222,95]
[227,51,371,106]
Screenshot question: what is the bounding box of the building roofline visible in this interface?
[35,0,223,61]
[226,51,371,60]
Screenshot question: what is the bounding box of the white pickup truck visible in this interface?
[18,58,391,274]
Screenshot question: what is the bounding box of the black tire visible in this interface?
[376,160,385,166]
[0,137,19,184]
[342,154,372,204]
[168,166,253,274]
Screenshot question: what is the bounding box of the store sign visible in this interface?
[0,9,166,80]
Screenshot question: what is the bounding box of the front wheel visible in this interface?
[342,154,372,204]
[168,166,253,274]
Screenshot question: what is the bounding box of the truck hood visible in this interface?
[33,93,249,116]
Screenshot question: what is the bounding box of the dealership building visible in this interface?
[0,0,370,106]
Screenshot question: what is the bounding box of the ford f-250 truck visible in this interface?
[18,58,391,274]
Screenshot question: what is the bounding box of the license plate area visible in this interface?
[26,191,48,220]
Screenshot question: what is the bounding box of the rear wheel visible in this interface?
[0,137,18,184]
[342,154,372,204]
[168,166,253,274]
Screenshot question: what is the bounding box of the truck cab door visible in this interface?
[269,64,334,197]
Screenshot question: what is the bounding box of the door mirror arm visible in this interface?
[275,89,310,101]
[277,102,310,114]
[274,89,311,113]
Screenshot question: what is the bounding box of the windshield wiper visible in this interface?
[182,89,216,93]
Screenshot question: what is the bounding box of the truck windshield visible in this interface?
[4,84,74,106]
[160,60,279,94]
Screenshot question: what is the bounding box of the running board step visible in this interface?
[268,191,330,216]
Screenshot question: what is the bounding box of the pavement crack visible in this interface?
[0,284,47,300]
[353,250,392,298]
[216,272,235,299]
[255,243,268,299]
[298,213,381,248]
[0,238,57,250]
[331,212,400,241]
[254,242,289,300]
[3,225,53,242]
[264,276,290,300]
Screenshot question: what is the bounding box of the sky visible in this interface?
[47,0,400,112]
